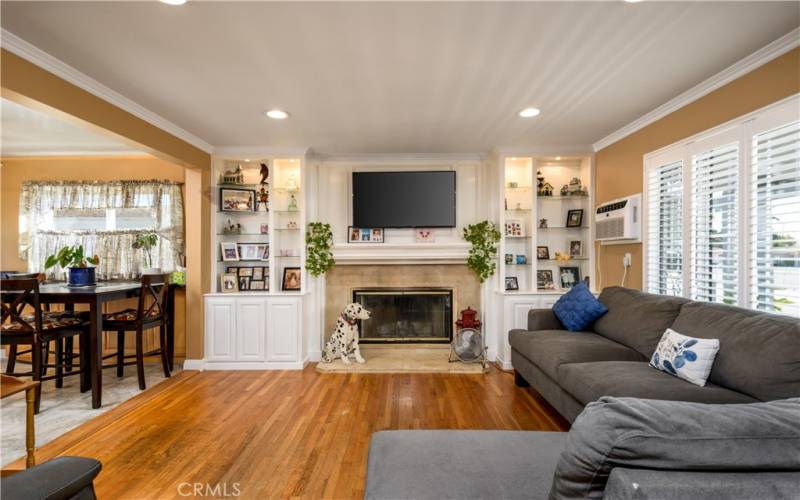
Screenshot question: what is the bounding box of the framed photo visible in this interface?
[220,273,238,293]
[505,276,519,291]
[238,276,250,291]
[249,280,266,291]
[226,266,237,274]
[537,246,550,260]
[252,267,264,281]
[537,270,555,290]
[237,243,269,261]
[559,266,581,289]
[504,219,524,237]
[566,209,584,228]
[282,267,302,291]
[220,188,256,212]
[515,255,527,265]
[238,267,253,277]
[569,240,583,258]
[348,226,384,243]
[220,242,239,262]
[415,228,435,243]
[505,253,513,265]
[260,223,269,234]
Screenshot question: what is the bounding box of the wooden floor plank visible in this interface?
[3,365,568,499]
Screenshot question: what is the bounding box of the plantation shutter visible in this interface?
[646,160,683,296]
[691,142,739,305]
[750,120,800,317]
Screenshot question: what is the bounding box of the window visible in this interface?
[691,142,739,305]
[750,120,800,316]
[646,160,683,296]
[644,96,800,316]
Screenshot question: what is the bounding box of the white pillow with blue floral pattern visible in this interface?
[649,328,720,387]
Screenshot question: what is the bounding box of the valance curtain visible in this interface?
[19,180,184,279]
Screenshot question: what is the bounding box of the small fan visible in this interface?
[449,328,486,368]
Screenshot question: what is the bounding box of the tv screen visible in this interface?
[352,171,456,228]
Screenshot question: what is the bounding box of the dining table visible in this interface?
[4,281,176,409]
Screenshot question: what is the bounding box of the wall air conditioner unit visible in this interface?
[595,194,641,243]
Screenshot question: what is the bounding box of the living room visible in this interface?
[0,1,798,499]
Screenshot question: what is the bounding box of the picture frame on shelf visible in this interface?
[566,209,584,228]
[504,276,519,291]
[282,267,302,291]
[537,270,555,290]
[569,240,583,258]
[238,276,250,291]
[220,242,239,262]
[260,223,269,234]
[220,273,238,293]
[415,228,435,243]
[252,267,264,281]
[348,226,384,243]
[515,255,527,265]
[220,188,256,212]
[505,254,513,265]
[537,246,550,260]
[505,219,524,237]
[238,267,253,277]
[249,280,266,291]
[237,243,269,261]
[559,266,581,289]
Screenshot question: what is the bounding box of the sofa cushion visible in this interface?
[558,361,757,405]
[550,397,800,499]
[552,282,608,331]
[509,330,645,380]
[365,430,567,500]
[650,328,720,387]
[593,287,689,356]
[670,301,800,401]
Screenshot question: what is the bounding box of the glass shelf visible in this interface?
[505,235,533,239]
[273,210,301,214]
[273,187,300,193]
[275,228,301,231]
[505,186,533,190]
[218,183,262,188]
[537,195,589,200]
[216,233,269,236]
[505,209,532,212]
[276,255,301,259]
[537,226,590,230]
[537,258,589,262]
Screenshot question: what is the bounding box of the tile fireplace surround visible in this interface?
[324,264,480,342]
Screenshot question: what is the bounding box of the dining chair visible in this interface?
[102,274,171,390]
[1,275,88,413]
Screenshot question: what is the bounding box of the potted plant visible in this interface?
[132,231,160,275]
[44,245,100,286]
[463,221,502,283]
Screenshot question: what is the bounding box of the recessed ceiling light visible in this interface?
[266,109,289,120]
[519,108,541,118]
[624,0,643,3]
[159,0,187,5]
[555,156,562,161]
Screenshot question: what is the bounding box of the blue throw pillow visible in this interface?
[552,282,608,331]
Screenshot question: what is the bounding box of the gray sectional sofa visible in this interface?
[510,286,800,422]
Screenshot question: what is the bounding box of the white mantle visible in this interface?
[332,243,469,264]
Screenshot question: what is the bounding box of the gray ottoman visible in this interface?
[364,430,566,500]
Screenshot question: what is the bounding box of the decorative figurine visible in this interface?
[536,170,545,190]
[260,162,269,185]
[287,194,298,212]
[555,251,572,262]
[539,218,548,229]
[222,164,245,185]
[536,171,554,196]
[568,177,583,196]
[287,221,298,229]
[560,184,569,196]
[222,219,243,235]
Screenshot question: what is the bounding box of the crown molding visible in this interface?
[1,150,149,158]
[492,145,594,157]
[310,151,486,163]
[1,29,214,154]
[212,146,310,159]
[592,27,800,152]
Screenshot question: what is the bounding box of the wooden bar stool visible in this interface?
[102,274,171,390]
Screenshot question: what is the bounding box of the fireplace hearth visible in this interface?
[353,288,453,343]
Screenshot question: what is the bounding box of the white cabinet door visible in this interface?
[266,298,300,362]
[509,298,539,330]
[205,297,236,361]
[236,298,266,362]
[538,296,558,309]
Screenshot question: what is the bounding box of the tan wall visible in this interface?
[1,156,187,357]
[595,47,800,290]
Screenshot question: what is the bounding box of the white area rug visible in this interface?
[315,345,487,374]
[1,363,177,467]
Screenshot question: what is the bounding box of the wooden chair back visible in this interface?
[1,276,44,333]
[135,273,170,324]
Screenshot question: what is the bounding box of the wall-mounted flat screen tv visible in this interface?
[352,171,456,228]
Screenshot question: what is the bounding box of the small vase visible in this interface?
[68,267,96,286]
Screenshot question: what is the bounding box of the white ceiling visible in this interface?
[1,1,798,155]
[1,98,142,156]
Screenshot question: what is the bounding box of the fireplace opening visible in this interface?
[353,288,453,343]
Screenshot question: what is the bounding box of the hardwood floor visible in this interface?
[4,365,568,499]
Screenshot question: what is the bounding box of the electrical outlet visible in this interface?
[623,253,632,267]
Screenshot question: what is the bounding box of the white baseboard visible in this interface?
[307,351,321,362]
[494,352,513,371]
[183,359,206,371]
[201,361,306,370]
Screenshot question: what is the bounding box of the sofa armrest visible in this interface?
[527,308,563,331]
[1,456,102,500]
[604,468,800,500]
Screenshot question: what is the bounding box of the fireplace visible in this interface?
[353,288,453,343]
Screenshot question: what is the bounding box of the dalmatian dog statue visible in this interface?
[321,303,371,365]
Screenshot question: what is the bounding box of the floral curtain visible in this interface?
[19,180,184,280]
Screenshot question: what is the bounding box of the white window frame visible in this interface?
[642,93,799,311]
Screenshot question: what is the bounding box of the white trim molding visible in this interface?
[2,29,214,154]
[182,359,206,371]
[593,27,800,152]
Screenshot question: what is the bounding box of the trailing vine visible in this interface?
[463,221,501,283]
[306,222,335,277]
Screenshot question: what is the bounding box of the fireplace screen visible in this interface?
[353,288,453,343]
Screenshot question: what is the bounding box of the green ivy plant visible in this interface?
[44,245,99,270]
[463,221,501,283]
[306,222,335,277]
[132,231,159,268]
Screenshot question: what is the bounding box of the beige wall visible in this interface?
[595,48,800,290]
[1,156,187,357]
